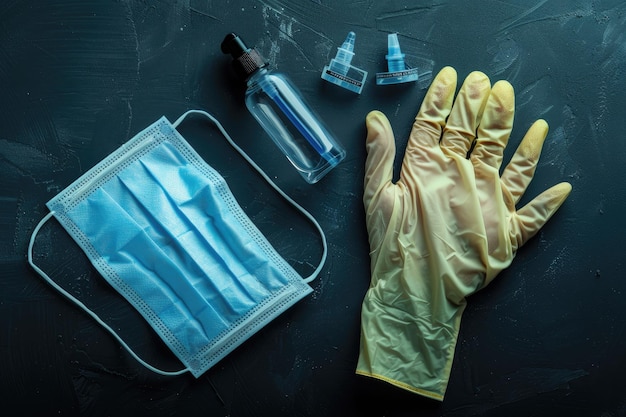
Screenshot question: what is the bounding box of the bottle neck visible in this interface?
[246,68,269,88]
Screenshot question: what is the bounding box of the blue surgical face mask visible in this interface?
[28,110,327,377]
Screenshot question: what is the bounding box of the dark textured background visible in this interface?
[1,1,625,416]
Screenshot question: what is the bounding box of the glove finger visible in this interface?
[471,80,515,170]
[441,71,491,158]
[410,66,458,147]
[364,110,396,210]
[401,67,457,182]
[501,119,548,204]
[513,182,572,248]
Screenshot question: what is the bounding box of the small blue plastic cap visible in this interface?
[386,33,406,71]
[376,33,418,85]
[342,32,356,52]
[321,31,367,93]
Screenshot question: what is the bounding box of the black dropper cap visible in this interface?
[221,33,268,80]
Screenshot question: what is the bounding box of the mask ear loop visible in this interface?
[172,109,328,284]
[28,212,189,376]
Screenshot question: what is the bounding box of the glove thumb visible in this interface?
[364,110,396,208]
[514,181,572,249]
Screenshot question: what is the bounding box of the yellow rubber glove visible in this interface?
[356,66,572,401]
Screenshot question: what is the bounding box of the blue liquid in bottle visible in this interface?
[222,33,346,184]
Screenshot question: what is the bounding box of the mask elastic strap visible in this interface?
[28,211,189,377]
[172,109,328,284]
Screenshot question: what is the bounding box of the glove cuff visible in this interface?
[355,369,446,401]
[356,292,466,401]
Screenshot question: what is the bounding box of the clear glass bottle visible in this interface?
[222,33,346,184]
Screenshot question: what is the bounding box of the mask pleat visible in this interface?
[185,173,292,293]
[175,165,292,292]
[142,143,291,293]
[69,187,229,352]
[114,144,279,324]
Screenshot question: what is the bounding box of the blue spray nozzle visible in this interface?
[376,33,418,85]
[340,32,356,56]
[385,33,406,70]
[329,32,355,75]
[321,31,367,94]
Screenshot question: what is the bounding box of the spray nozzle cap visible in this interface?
[321,31,367,94]
[386,33,406,61]
[376,33,418,85]
[221,32,268,80]
[339,32,356,57]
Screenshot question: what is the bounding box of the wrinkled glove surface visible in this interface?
[356,66,572,400]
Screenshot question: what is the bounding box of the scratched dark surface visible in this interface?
[1,0,625,416]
